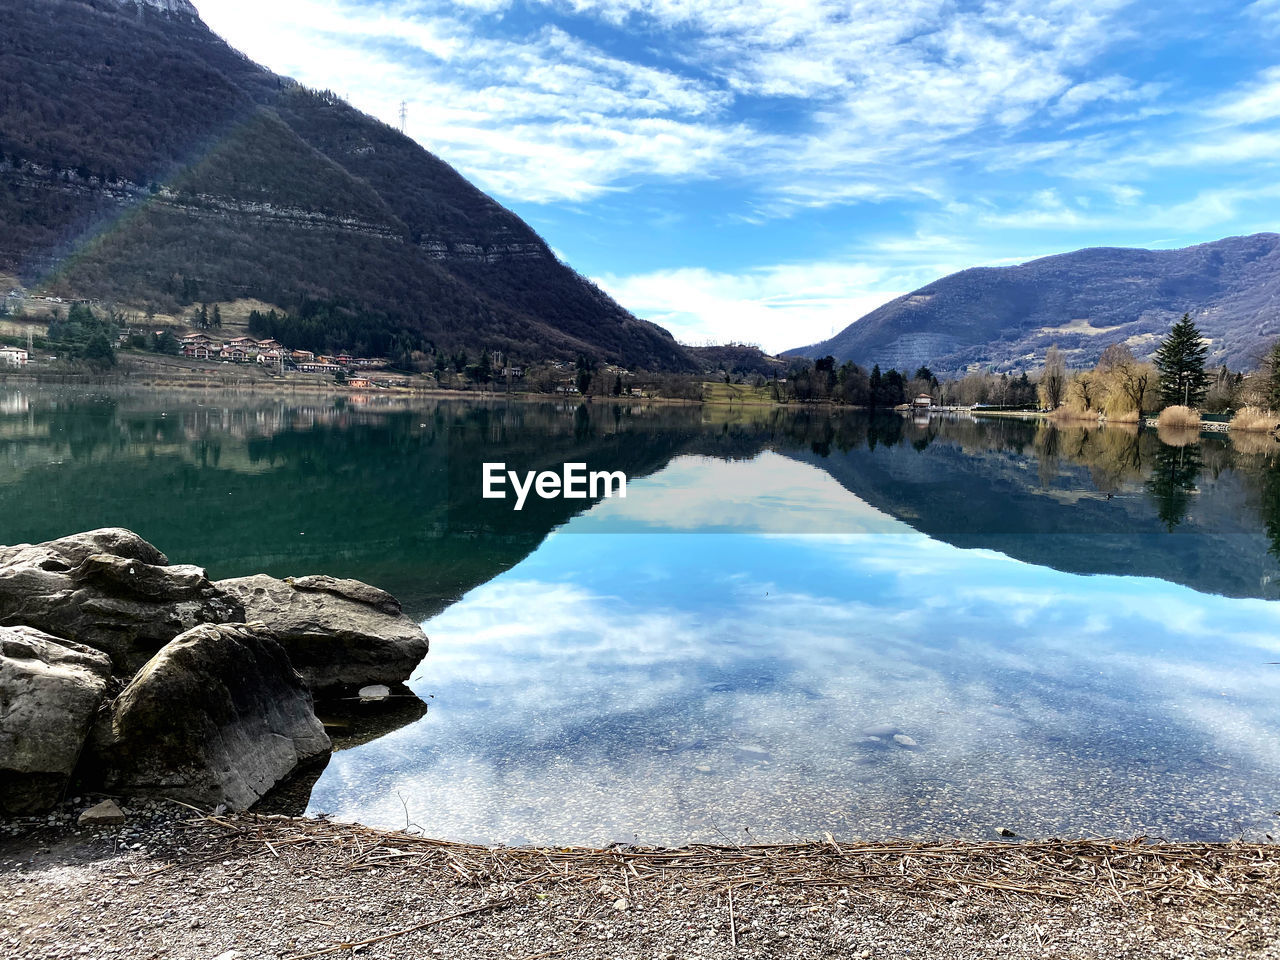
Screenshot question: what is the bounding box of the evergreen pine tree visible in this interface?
[1154,314,1210,408]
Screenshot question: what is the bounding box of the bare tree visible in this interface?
[1039,346,1067,410]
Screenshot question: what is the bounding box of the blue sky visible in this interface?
[196,0,1280,353]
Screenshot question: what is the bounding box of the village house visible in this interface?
[913,394,934,409]
[181,334,220,360]
[0,346,29,366]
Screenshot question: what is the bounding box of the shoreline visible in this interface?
[3,806,1278,959]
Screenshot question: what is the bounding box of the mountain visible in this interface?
[0,0,692,369]
[790,234,1280,375]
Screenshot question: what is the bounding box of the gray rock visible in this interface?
[78,799,125,826]
[892,734,918,748]
[0,530,243,673]
[92,623,330,811]
[45,528,168,568]
[215,575,428,695]
[861,723,899,738]
[0,626,112,815]
[71,555,211,600]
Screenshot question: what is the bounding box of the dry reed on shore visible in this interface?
[184,813,1280,911]
[1229,406,1280,434]
[1156,405,1201,430]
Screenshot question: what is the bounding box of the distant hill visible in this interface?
[789,234,1280,375]
[0,0,692,369]
[684,344,785,377]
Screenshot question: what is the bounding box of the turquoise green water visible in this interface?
[5,388,1280,843]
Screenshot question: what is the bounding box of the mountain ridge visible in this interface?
[0,0,693,369]
[790,233,1280,375]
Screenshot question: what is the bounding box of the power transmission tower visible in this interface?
[398,101,407,133]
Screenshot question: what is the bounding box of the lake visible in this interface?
[5,387,1280,844]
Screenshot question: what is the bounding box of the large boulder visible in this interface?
[215,575,429,696]
[91,623,331,811]
[43,528,169,567]
[0,626,112,815]
[0,529,243,673]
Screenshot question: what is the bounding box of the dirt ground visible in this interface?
[2,805,1278,960]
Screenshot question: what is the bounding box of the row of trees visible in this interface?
[1036,314,1280,418]
[769,359,938,407]
[43,303,117,369]
[1037,342,1158,420]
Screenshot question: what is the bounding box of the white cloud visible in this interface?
[195,0,1145,206]
[595,261,909,352]
[1209,66,1280,126]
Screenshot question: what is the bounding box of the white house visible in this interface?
[0,347,29,366]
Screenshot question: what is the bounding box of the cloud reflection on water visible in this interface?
[308,452,1280,844]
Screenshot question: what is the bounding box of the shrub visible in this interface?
[1104,408,1140,424]
[1049,402,1098,422]
[1228,406,1280,433]
[1157,405,1201,430]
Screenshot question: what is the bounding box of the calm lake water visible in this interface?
[5,387,1280,843]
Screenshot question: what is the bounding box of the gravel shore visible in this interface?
[3,801,1279,960]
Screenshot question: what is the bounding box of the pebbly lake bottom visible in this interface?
[307,452,1280,846]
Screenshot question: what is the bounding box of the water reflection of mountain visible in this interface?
[3,390,1280,608]
[787,414,1280,601]
[0,392,763,618]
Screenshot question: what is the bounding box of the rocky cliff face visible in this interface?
[791,234,1280,375]
[111,0,199,16]
[0,0,691,369]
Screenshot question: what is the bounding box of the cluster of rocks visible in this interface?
[0,529,429,817]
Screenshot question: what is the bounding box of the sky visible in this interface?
[194,0,1280,354]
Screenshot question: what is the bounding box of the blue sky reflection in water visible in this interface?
[308,452,1280,844]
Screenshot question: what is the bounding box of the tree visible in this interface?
[868,364,883,407]
[612,373,623,396]
[575,354,594,396]
[1039,346,1067,410]
[153,329,179,355]
[472,349,492,384]
[1154,314,1210,408]
[1070,371,1096,411]
[1113,358,1155,415]
[884,369,906,406]
[913,365,937,386]
[211,304,222,329]
[83,332,116,369]
[1263,339,1280,411]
